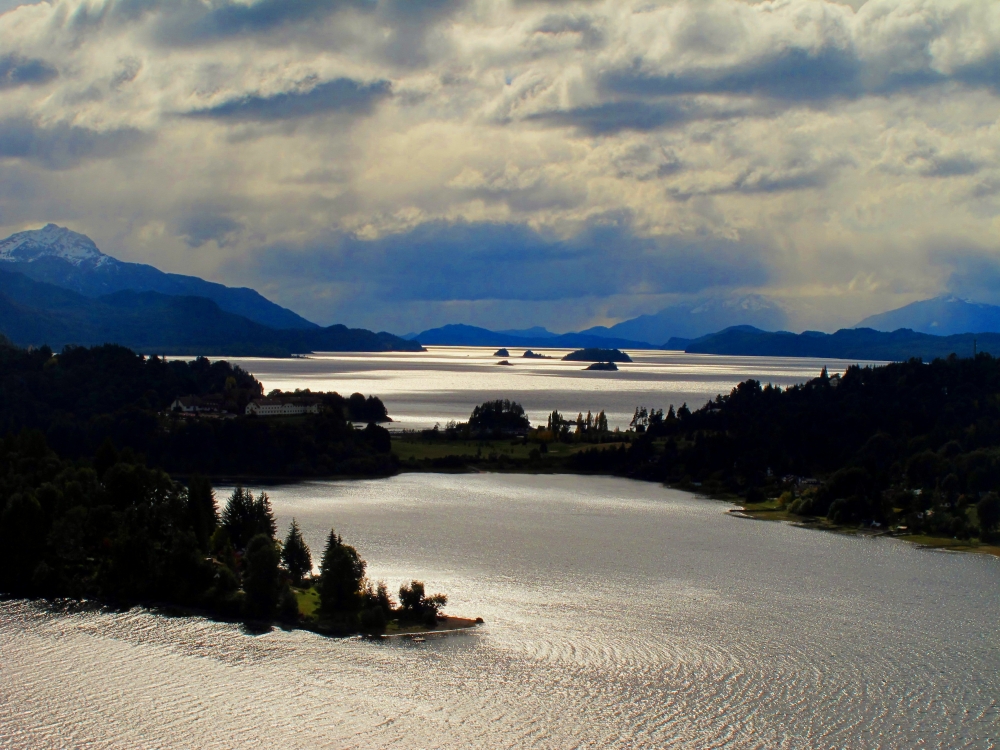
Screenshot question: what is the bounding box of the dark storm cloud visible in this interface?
[175,212,243,248]
[952,55,1000,94]
[152,0,370,45]
[527,101,696,135]
[533,41,1000,137]
[0,55,57,89]
[525,99,748,135]
[0,117,151,169]
[940,250,1000,306]
[236,220,771,303]
[533,14,604,48]
[184,78,392,122]
[602,47,864,102]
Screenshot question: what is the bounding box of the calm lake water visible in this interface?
[3,350,996,748]
[2,473,998,749]
[219,346,877,430]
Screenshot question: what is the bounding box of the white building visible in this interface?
[245,397,321,417]
[170,395,223,414]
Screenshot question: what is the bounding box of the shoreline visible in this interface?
[0,596,483,639]
[173,461,1000,560]
[727,504,1000,558]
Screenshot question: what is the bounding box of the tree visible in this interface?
[317,529,366,617]
[468,399,530,432]
[281,519,312,585]
[0,492,46,595]
[242,533,280,621]
[187,475,217,550]
[398,580,448,626]
[978,493,1000,535]
[221,487,276,550]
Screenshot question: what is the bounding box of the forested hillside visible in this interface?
[573,355,1000,541]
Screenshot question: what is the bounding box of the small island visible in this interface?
[585,361,618,371]
[493,348,510,357]
[522,350,552,359]
[562,348,632,363]
[496,359,513,366]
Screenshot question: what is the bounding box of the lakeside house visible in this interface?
[170,395,225,414]
[246,396,322,417]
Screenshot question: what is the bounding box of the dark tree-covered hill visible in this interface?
[573,354,1000,540]
[0,340,395,477]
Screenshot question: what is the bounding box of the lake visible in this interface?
[219,346,878,430]
[2,472,998,748]
[2,349,996,748]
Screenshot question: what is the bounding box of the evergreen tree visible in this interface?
[0,492,46,595]
[187,475,217,550]
[317,529,366,617]
[281,519,312,585]
[221,487,276,550]
[978,493,1000,535]
[242,533,280,621]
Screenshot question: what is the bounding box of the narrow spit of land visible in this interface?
[391,354,1000,557]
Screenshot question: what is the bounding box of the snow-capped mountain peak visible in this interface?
[0,224,113,268]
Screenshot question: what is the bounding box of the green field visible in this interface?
[391,434,627,467]
[294,586,321,620]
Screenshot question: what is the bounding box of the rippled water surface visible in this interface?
[219,346,878,430]
[2,473,998,749]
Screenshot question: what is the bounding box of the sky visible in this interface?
[0,0,998,333]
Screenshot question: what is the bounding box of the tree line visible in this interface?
[0,434,445,633]
[571,356,1000,541]
[0,340,394,477]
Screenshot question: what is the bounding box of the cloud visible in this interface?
[184,77,392,122]
[0,54,57,89]
[175,211,243,248]
[526,100,732,135]
[235,220,772,305]
[0,117,151,169]
[602,47,864,102]
[1,0,1000,333]
[151,0,367,45]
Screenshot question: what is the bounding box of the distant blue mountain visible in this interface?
[412,323,657,350]
[0,224,317,330]
[0,268,423,356]
[856,295,1000,336]
[495,326,558,338]
[579,294,788,344]
[671,325,989,361]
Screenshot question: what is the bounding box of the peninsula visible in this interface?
[393,355,1000,554]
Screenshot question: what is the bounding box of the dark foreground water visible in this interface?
[2,473,998,748]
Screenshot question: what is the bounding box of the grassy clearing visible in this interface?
[902,535,1000,556]
[392,435,627,465]
[735,502,1000,557]
[294,586,320,620]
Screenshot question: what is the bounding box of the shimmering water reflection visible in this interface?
[219,346,880,430]
[2,473,998,748]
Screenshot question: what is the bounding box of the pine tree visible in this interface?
[187,475,217,551]
[221,487,276,550]
[317,529,366,617]
[281,519,312,585]
[242,533,280,621]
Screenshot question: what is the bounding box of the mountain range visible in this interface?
[0,225,421,355]
[408,324,656,350]
[669,325,990,361]
[0,224,315,330]
[855,295,1000,336]
[579,294,788,343]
